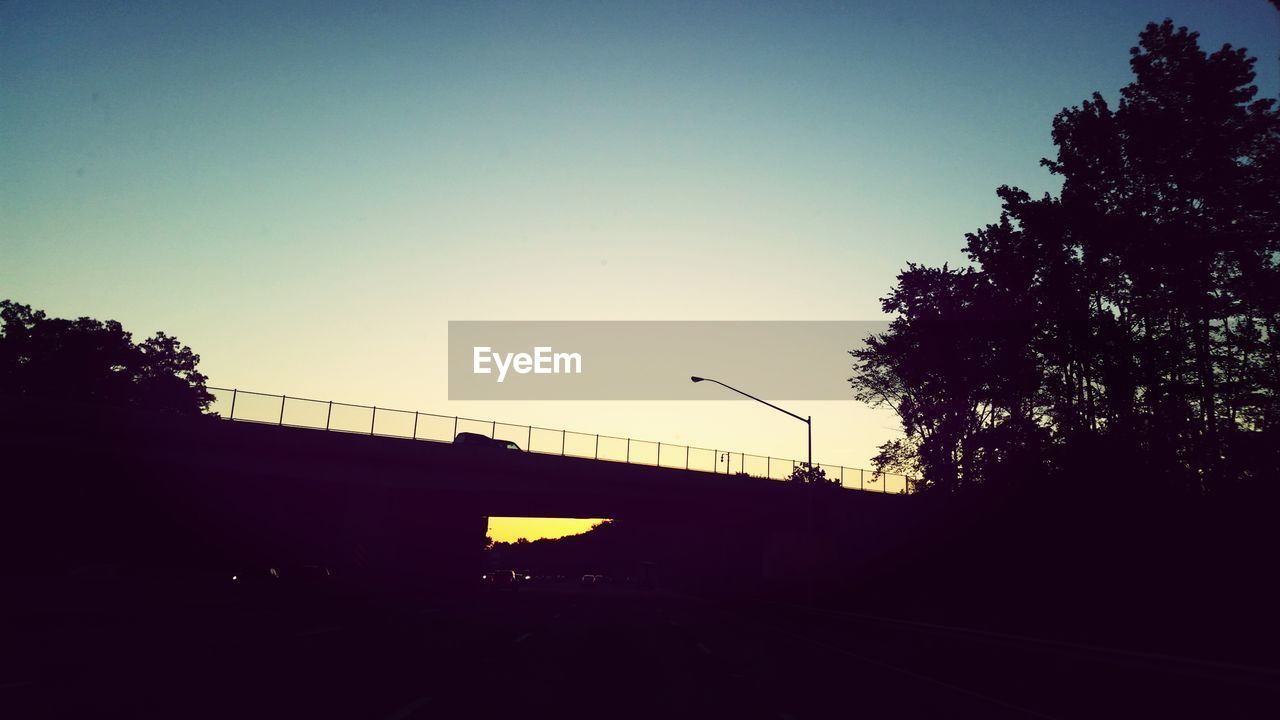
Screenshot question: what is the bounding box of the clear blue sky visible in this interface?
[4,1,1279,475]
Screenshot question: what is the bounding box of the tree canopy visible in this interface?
[0,300,213,415]
[852,20,1280,495]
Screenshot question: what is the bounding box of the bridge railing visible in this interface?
[206,387,915,494]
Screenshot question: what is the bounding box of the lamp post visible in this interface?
[690,376,812,475]
[693,375,819,601]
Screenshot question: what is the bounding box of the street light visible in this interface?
[694,375,819,600]
[690,376,812,475]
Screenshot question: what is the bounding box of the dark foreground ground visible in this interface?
[2,574,1276,719]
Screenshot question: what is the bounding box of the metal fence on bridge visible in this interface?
[207,387,914,494]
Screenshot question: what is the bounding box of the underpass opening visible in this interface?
[486,517,609,544]
[484,517,662,589]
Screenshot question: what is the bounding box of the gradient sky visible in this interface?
[4,2,1279,528]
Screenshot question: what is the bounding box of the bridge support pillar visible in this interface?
[336,488,487,596]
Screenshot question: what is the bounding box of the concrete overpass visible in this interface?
[2,399,924,593]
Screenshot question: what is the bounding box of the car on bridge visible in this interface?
[454,432,522,451]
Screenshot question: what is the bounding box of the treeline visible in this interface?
[852,21,1280,495]
[0,300,211,414]
[487,521,627,576]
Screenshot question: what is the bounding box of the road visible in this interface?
[2,576,1276,719]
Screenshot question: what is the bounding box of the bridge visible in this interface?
[207,386,915,494]
[2,391,926,594]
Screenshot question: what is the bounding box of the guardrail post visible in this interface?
[685,446,689,470]
[325,401,332,430]
[279,395,286,425]
[561,429,566,456]
[527,426,532,451]
[626,438,631,463]
[452,417,458,441]
[229,389,237,420]
[412,411,418,440]
[491,420,496,439]
[713,450,717,473]
[371,407,377,436]
[861,468,864,491]
[656,442,661,467]
[594,434,599,460]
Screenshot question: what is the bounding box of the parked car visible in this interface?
[288,564,334,586]
[230,563,338,596]
[486,569,519,591]
[230,565,281,588]
[228,566,284,604]
[454,432,522,451]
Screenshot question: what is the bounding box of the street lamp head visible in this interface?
[690,376,705,383]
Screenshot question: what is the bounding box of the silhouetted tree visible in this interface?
[852,20,1280,494]
[0,300,213,414]
[786,462,836,486]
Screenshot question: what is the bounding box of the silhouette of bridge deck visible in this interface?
[4,394,921,591]
[208,387,913,495]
